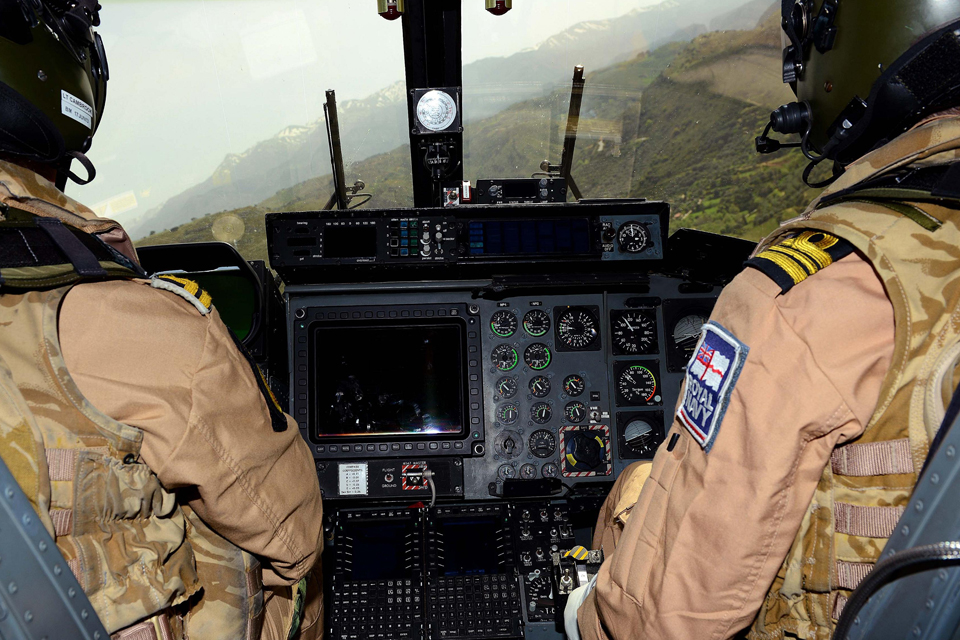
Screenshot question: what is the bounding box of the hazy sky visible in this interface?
[70,0,663,222]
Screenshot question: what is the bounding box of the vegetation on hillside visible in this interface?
[139,13,818,260]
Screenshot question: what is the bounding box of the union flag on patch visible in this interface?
[677,321,748,452]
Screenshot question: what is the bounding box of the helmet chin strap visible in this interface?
[57,150,96,189]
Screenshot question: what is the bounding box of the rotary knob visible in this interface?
[569,431,603,470]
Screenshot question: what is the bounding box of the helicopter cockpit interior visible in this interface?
[4,1,960,640]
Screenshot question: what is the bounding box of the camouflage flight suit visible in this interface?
[578,114,960,640]
[0,160,324,640]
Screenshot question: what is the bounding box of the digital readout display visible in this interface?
[312,321,465,439]
[323,225,377,258]
[467,219,591,256]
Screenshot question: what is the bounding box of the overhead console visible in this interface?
[268,199,753,639]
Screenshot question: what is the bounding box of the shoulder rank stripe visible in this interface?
[150,274,213,315]
[745,230,854,295]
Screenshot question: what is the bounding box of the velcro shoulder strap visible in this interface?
[0,212,144,290]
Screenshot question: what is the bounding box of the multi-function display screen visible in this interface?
[323,225,377,258]
[467,218,591,256]
[312,321,465,439]
[346,520,411,581]
[437,516,502,576]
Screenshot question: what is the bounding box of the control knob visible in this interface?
[568,431,604,470]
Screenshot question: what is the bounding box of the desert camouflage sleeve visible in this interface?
[578,254,894,640]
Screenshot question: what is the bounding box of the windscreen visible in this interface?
[312,321,465,438]
[88,1,810,262]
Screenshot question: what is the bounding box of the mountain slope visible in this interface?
[141,4,817,261]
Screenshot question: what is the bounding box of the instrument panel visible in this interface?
[286,276,719,502]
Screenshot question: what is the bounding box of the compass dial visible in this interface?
[616,364,660,406]
[529,430,557,458]
[556,308,600,350]
[523,309,551,337]
[496,376,518,399]
[617,221,650,253]
[498,403,520,425]
[490,310,518,337]
[492,344,519,371]
[564,401,587,423]
[524,343,552,370]
[531,402,552,424]
[529,375,551,398]
[563,374,585,397]
[611,309,658,355]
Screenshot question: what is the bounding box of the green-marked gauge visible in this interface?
[498,403,520,425]
[529,375,551,398]
[564,401,587,423]
[563,374,585,397]
[496,376,518,399]
[524,343,552,370]
[531,402,552,424]
[492,344,519,371]
[529,430,557,458]
[617,364,659,405]
[491,310,519,337]
[523,309,551,337]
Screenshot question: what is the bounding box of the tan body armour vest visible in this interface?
[0,213,264,640]
[746,194,960,639]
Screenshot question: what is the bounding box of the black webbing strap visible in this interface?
[35,217,107,277]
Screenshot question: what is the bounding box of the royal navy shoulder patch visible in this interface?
[677,321,748,453]
[746,230,854,295]
[150,274,213,315]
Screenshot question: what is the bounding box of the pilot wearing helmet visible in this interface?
[568,1,960,639]
[0,1,323,639]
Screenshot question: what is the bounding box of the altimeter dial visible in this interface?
[611,309,658,355]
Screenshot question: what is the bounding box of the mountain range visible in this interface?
[125,0,771,239]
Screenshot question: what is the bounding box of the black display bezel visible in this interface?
[291,303,485,459]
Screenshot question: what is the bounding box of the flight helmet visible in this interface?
[0,0,107,184]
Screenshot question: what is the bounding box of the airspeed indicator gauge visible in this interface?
[611,309,658,355]
[617,221,650,253]
[523,309,551,337]
[490,310,518,337]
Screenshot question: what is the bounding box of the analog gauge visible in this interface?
[623,418,661,458]
[490,310,518,337]
[529,430,557,458]
[416,89,458,132]
[672,314,708,364]
[529,375,551,398]
[519,463,538,480]
[531,402,552,424]
[498,403,520,425]
[524,343,552,370]
[523,309,551,337]
[617,364,660,405]
[563,374,586,397]
[497,464,517,480]
[617,221,650,253]
[611,309,658,355]
[556,308,600,350]
[496,376,519,399]
[541,462,560,478]
[492,344,519,371]
[564,401,587,423]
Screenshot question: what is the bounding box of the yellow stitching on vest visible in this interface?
[769,244,820,274]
